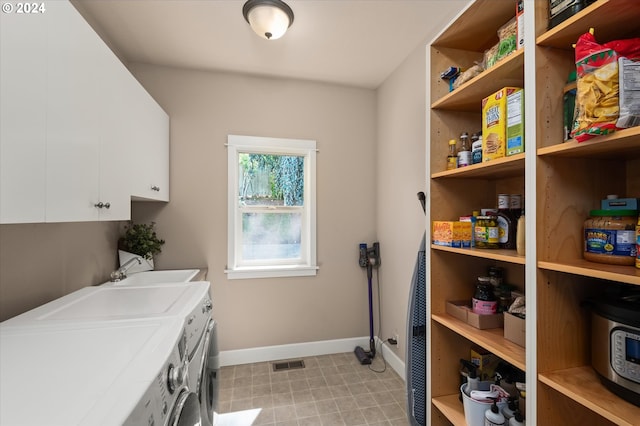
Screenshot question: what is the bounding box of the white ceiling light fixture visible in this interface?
[242,0,294,40]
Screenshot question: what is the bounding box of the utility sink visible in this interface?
[106,269,201,286]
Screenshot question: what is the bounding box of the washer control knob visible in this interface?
[203,299,212,313]
[167,363,185,393]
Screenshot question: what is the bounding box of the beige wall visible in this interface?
[375,44,428,362]
[0,222,121,321]
[127,64,378,352]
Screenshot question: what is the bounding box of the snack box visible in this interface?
[506,88,525,156]
[432,221,472,248]
[482,87,522,162]
[471,345,500,381]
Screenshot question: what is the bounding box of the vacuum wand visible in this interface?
[355,242,380,365]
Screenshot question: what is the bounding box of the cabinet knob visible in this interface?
[104,202,110,209]
[151,185,160,192]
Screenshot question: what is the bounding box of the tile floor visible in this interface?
[217,352,409,425]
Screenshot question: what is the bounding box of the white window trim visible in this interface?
[226,135,317,280]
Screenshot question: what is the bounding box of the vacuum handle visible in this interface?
[417,192,426,214]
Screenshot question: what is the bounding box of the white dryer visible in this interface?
[1,281,216,425]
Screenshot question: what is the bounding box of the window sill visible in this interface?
[225,265,319,280]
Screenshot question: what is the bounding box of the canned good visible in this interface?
[584,209,638,266]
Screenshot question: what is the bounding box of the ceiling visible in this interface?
[74,0,470,89]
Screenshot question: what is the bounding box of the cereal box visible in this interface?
[506,88,525,156]
[432,221,472,248]
[482,87,522,162]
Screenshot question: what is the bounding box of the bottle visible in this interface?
[470,210,479,248]
[457,132,472,167]
[509,410,525,426]
[472,133,483,164]
[473,277,497,315]
[496,194,516,250]
[485,399,506,425]
[502,398,517,420]
[509,194,522,220]
[447,139,458,170]
[460,359,480,395]
[517,213,526,256]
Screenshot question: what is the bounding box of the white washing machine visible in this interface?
[0,318,194,425]
[103,273,219,425]
[0,281,217,425]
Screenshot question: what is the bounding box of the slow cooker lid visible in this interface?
[590,294,640,328]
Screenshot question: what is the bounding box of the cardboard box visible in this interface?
[504,312,526,347]
[482,87,522,162]
[432,221,472,248]
[471,345,500,381]
[506,88,524,156]
[446,300,504,330]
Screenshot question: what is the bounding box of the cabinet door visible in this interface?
[0,11,47,223]
[130,87,170,202]
[45,0,101,222]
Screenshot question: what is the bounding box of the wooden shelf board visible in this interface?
[431,153,525,180]
[432,394,466,426]
[537,0,640,50]
[539,366,640,426]
[538,260,640,286]
[431,50,524,112]
[432,313,526,371]
[537,127,640,159]
[433,0,516,50]
[431,245,526,265]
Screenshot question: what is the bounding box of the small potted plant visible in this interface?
[118,222,165,273]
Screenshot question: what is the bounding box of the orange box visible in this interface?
[482,87,522,162]
[432,221,471,248]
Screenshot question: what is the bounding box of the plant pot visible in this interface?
[118,250,154,274]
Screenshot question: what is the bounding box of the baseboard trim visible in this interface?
[219,336,406,381]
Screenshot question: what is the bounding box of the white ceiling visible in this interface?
[74,0,470,89]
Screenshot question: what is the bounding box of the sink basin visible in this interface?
[107,269,201,286]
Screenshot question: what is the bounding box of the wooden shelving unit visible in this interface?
[427,1,640,425]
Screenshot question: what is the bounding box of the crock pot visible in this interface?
[590,291,640,407]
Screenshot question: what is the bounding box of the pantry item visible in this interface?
[583,209,637,266]
[496,194,516,250]
[482,87,522,162]
[549,0,595,29]
[509,194,522,220]
[475,215,499,249]
[509,411,525,426]
[473,277,497,315]
[458,132,472,167]
[516,213,526,256]
[563,71,577,141]
[447,139,458,170]
[484,399,506,425]
[636,215,640,269]
[616,57,640,129]
[472,133,483,164]
[516,0,524,51]
[506,88,524,156]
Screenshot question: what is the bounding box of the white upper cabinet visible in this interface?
[0,0,168,224]
[129,79,170,202]
[0,11,47,223]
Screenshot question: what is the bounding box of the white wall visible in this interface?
[128,64,378,352]
[375,43,428,362]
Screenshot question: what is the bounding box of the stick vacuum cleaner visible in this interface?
[354,242,381,365]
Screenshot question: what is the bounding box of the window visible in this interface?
[226,135,317,279]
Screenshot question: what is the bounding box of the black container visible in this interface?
[549,0,596,29]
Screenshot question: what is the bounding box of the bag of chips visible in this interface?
[572,29,640,141]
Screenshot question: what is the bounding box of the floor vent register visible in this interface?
[272,359,305,372]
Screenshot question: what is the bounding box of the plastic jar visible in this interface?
[475,215,499,249]
[472,277,497,315]
[584,209,638,266]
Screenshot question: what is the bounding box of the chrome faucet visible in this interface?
[110,256,143,282]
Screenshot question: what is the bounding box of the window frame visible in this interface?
[226,135,317,280]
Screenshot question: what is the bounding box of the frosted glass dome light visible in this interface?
[243,0,294,40]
